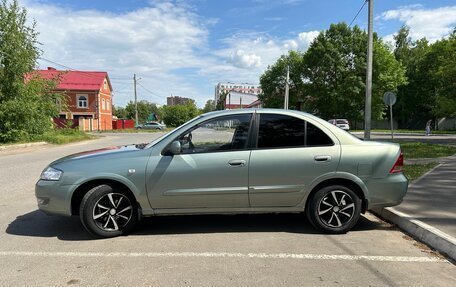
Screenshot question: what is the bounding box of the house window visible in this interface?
[106,100,110,111]
[104,79,108,90]
[102,98,106,110]
[77,95,88,108]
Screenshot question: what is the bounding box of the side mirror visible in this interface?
[168,141,181,155]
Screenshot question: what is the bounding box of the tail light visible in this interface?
[390,152,404,173]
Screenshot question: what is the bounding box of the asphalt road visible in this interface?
[0,133,455,286]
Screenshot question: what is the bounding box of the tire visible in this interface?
[79,184,138,238]
[306,185,361,234]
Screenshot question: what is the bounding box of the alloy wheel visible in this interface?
[92,193,133,231]
[317,190,355,228]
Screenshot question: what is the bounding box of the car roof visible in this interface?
[200,109,360,144]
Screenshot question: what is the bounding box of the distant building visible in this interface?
[167,96,192,106]
[247,99,263,109]
[215,82,262,103]
[33,67,113,131]
[224,91,258,109]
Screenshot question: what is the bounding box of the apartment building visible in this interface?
[214,82,262,103]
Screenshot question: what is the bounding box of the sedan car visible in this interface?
[36,109,407,238]
[136,121,166,130]
[328,119,350,131]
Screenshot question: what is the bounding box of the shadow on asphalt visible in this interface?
[6,210,393,241]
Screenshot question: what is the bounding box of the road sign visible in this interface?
[383,92,396,106]
[383,92,396,140]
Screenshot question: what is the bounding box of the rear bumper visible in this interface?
[366,173,408,209]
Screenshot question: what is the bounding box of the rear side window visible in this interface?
[307,122,334,146]
[257,114,333,149]
[258,114,305,148]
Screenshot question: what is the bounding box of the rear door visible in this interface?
[248,113,340,207]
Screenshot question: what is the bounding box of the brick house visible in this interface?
[36,67,113,130]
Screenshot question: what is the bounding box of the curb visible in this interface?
[372,207,456,261]
[0,141,48,151]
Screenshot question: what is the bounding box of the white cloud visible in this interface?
[21,1,319,106]
[379,5,456,42]
[210,30,319,84]
[229,50,262,69]
[23,0,213,106]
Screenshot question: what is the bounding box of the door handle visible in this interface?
[314,155,331,162]
[228,160,246,167]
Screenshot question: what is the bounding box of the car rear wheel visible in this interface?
[79,184,138,238]
[306,185,361,234]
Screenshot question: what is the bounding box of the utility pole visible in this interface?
[134,74,138,125]
[364,0,373,140]
[284,65,290,109]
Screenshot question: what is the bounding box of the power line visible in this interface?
[39,57,128,81]
[349,0,367,27]
[137,82,165,99]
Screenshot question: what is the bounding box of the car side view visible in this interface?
[135,121,166,130]
[36,109,408,238]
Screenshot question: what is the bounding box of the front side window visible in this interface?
[177,114,252,154]
[77,95,88,108]
[257,114,333,149]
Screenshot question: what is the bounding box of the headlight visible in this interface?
[40,167,63,181]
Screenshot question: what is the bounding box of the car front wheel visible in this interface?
[80,185,138,238]
[306,185,361,234]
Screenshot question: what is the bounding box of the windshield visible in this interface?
[336,120,348,124]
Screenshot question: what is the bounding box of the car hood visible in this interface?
[49,144,148,166]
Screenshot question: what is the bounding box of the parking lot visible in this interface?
[0,133,455,286]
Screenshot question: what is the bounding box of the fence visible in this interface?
[112,119,135,130]
[53,118,78,129]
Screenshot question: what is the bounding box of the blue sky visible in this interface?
[21,0,456,107]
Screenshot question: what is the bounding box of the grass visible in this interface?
[403,163,438,182]
[352,129,456,134]
[39,129,96,144]
[40,129,95,144]
[399,142,456,159]
[0,129,95,146]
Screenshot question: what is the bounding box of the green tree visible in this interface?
[202,99,215,113]
[425,32,456,118]
[259,23,406,122]
[301,23,406,121]
[216,91,228,110]
[113,105,127,119]
[0,0,61,142]
[393,26,433,128]
[124,100,160,124]
[161,102,200,127]
[259,50,305,109]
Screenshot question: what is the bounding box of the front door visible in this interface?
[146,113,253,209]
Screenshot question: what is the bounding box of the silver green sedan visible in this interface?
[36,109,408,238]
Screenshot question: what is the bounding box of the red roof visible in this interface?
[32,67,111,91]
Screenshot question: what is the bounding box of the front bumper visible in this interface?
[366,173,408,209]
[35,180,76,216]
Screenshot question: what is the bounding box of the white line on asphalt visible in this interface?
[0,251,446,263]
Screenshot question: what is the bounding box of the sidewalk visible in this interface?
[373,155,456,261]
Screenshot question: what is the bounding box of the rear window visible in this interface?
[336,120,348,124]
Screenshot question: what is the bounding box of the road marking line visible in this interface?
[0,251,446,262]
